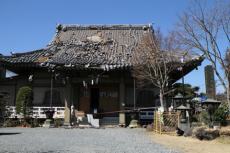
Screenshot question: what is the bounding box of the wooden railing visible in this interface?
[6,106,65,119]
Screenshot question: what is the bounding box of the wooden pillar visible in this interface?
[0,66,6,79]
[64,83,71,125]
[119,76,126,126]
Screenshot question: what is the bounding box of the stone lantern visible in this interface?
[173,93,184,108]
[176,105,191,131]
[176,105,190,123]
[201,98,221,110]
[201,98,221,127]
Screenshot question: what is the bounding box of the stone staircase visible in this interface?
[100,117,119,126]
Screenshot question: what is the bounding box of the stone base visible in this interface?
[78,117,91,128]
[119,113,126,126]
[129,119,139,128]
[43,119,54,128]
[61,122,72,128]
[63,122,71,126]
[179,122,190,132]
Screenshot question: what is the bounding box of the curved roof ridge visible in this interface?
[61,23,152,27]
[0,49,45,58]
[58,23,153,31]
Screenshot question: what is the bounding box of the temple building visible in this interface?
[0,24,203,125]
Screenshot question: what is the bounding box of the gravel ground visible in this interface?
[0,127,180,153]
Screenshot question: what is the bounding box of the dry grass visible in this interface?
[150,129,230,153]
[216,136,230,144]
[220,126,230,136]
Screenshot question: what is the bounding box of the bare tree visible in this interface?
[132,31,179,111]
[175,0,230,108]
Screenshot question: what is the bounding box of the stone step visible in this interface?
[100,117,119,125]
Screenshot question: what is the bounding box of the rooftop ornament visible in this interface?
[56,24,63,32]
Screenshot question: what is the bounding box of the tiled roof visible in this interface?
[1,49,51,63]
[48,24,154,69]
[0,24,203,71]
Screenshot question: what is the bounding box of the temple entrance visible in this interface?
[79,85,119,115]
[90,88,99,113]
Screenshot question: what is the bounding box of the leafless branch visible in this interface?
[176,0,230,108]
[132,31,182,110]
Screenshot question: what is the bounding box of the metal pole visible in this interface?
[181,56,185,106]
[182,67,185,106]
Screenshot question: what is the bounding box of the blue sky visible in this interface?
[0,0,219,93]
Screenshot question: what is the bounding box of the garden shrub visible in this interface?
[191,114,199,122]
[3,119,20,127]
[199,110,210,125]
[32,118,39,127]
[213,103,229,126]
[54,118,63,127]
[16,86,33,117]
[21,121,32,127]
[193,126,220,140]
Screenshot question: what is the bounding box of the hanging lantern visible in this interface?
[83,80,86,87]
[95,77,99,84]
[91,79,94,85]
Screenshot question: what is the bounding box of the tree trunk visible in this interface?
[159,89,164,112]
[227,75,230,112]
